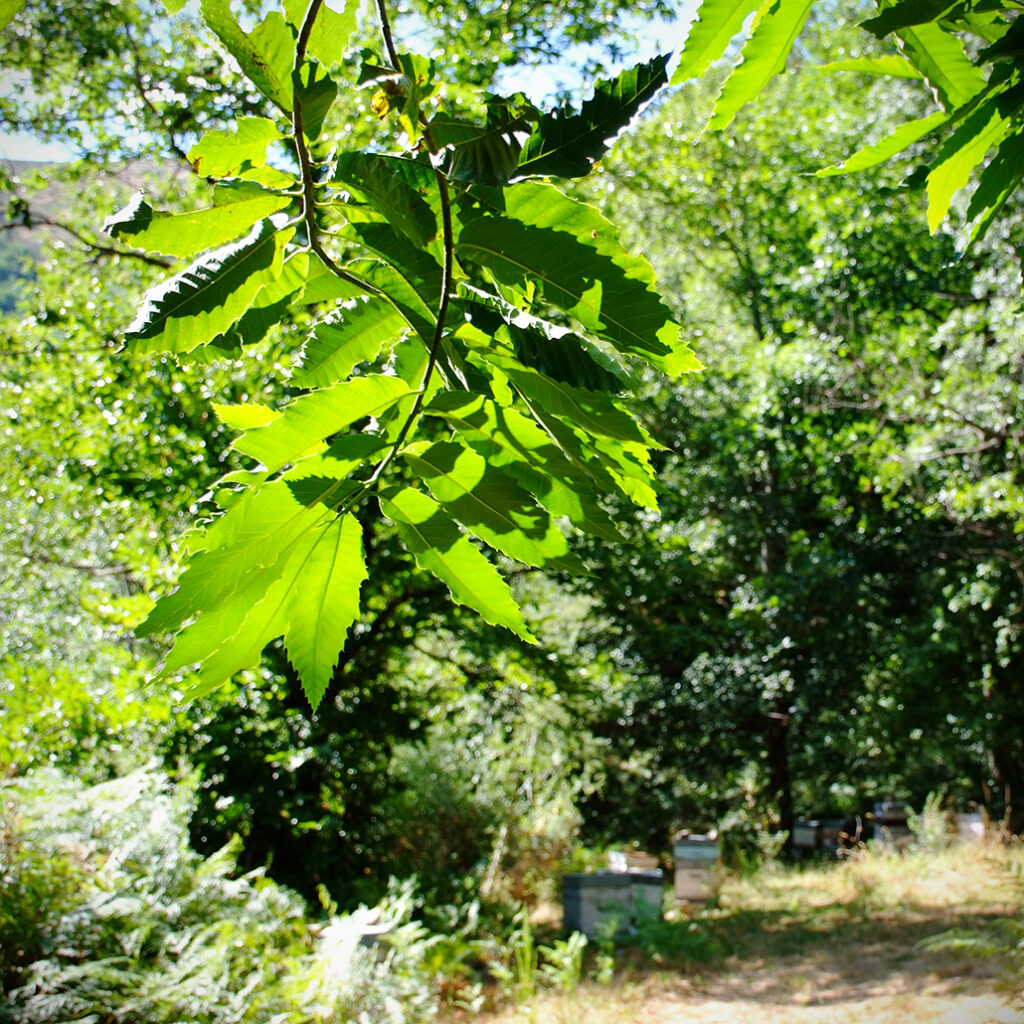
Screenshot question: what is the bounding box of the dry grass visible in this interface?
[453,839,1024,1024]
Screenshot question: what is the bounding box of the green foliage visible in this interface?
[1,768,457,1024]
[1,767,309,1023]
[83,0,697,711]
[682,0,1024,238]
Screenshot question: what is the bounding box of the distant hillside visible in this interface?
[0,158,174,314]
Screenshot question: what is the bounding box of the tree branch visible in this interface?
[292,0,381,297]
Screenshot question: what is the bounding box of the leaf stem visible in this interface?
[292,0,381,297]
[335,0,457,508]
[374,0,401,70]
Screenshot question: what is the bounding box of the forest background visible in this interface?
[1,0,1023,1019]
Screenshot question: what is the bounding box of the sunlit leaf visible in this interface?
[379,485,536,642]
[124,217,292,354]
[200,0,294,112]
[232,374,413,471]
[670,0,764,84]
[104,190,292,258]
[926,98,1011,232]
[709,0,816,131]
[293,297,406,388]
[283,512,367,710]
[817,112,947,177]
[403,439,585,572]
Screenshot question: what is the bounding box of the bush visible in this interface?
[1,766,458,1024]
[1,766,307,1024]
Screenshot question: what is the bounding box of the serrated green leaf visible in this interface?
[423,392,622,540]
[334,152,438,248]
[816,55,924,78]
[465,334,657,447]
[188,117,285,178]
[432,107,533,187]
[233,374,413,471]
[457,215,696,376]
[300,253,367,305]
[283,512,366,710]
[927,98,1012,232]
[473,181,660,288]
[965,128,1024,243]
[404,440,585,572]
[897,22,986,111]
[201,249,312,356]
[139,482,330,639]
[124,217,292,354]
[175,501,357,700]
[200,0,294,112]
[978,16,1024,61]
[861,0,959,37]
[518,55,670,179]
[346,222,444,305]
[508,320,626,392]
[0,0,28,32]
[104,190,292,258]
[670,0,764,84]
[709,0,816,131]
[352,259,438,349]
[817,111,947,177]
[293,298,406,388]
[379,486,536,642]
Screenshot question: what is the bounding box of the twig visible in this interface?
[291,0,381,297]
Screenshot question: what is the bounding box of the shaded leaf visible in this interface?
[518,55,670,179]
[403,440,585,572]
[423,392,622,540]
[199,250,313,357]
[861,0,959,37]
[334,152,438,248]
[457,215,695,376]
[297,61,338,141]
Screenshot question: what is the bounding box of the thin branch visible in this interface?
[334,0,456,506]
[375,0,401,69]
[2,212,175,268]
[291,0,381,297]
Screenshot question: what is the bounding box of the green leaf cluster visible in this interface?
[676,0,1024,239]
[105,0,694,709]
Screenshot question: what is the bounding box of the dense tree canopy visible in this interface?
[1,0,1023,914]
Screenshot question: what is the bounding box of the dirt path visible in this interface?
[628,947,1023,1024]
[501,942,1024,1024]
[464,845,1024,1024]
